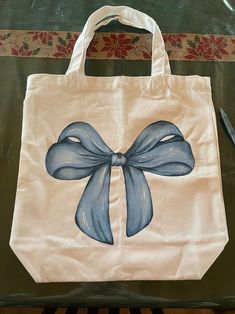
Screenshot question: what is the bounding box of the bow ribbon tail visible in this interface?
[123,165,153,237]
[75,163,114,245]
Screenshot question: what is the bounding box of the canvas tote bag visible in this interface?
[10,5,228,282]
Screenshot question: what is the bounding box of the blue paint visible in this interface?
[45,121,195,245]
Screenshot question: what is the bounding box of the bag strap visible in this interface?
[66,5,171,76]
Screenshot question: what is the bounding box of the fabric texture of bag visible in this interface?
[10,5,228,282]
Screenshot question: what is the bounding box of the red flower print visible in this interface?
[28,31,58,45]
[53,43,73,58]
[202,35,228,59]
[163,34,186,47]
[185,43,215,61]
[11,41,41,57]
[101,33,134,58]
[185,35,228,61]
[69,33,79,46]
[12,46,33,56]
[142,50,152,59]
[231,38,235,54]
[53,33,78,58]
[86,37,98,57]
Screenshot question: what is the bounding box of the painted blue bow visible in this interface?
[45,121,195,245]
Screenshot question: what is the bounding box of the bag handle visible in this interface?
[66,5,171,76]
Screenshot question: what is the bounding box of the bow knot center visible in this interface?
[111,153,126,166]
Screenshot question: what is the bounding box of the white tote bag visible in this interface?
[10,5,228,282]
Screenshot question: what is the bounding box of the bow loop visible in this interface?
[125,121,184,156]
[126,121,195,176]
[46,142,109,180]
[59,122,113,156]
